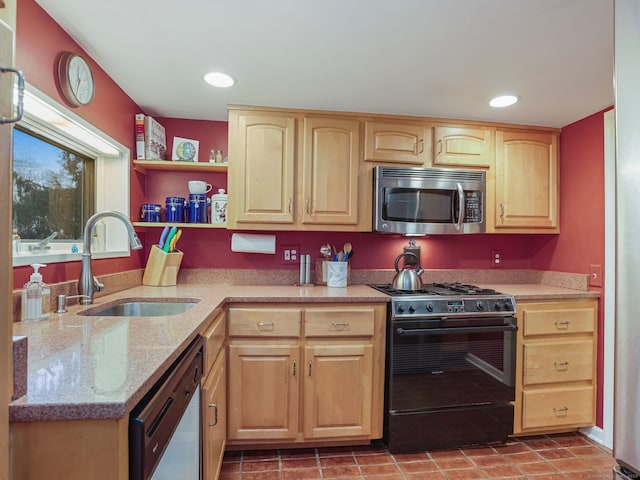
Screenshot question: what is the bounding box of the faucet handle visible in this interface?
[93,276,105,292]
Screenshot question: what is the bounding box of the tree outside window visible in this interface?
[13,127,94,241]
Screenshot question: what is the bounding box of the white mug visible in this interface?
[188,180,212,194]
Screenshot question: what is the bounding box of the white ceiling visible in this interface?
[35,0,613,128]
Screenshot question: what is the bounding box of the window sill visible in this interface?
[13,250,131,267]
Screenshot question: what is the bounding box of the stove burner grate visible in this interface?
[369,282,500,296]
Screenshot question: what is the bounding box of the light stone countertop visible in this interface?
[9,284,389,423]
[9,280,598,423]
[483,283,601,301]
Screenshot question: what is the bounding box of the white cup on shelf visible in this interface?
[188,180,212,194]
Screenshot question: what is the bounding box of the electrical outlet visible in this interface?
[589,264,603,287]
[282,245,299,264]
[492,250,503,268]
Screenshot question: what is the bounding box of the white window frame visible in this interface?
[13,84,132,267]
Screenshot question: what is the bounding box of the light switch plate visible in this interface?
[589,264,603,287]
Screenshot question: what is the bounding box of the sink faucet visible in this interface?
[78,210,143,305]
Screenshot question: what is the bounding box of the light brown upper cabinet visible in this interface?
[494,129,559,232]
[433,125,493,168]
[301,116,361,227]
[227,109,296,226]
[227,107,369,231]
[364,120,430,165]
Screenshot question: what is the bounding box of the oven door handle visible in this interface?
[396,324,517,336]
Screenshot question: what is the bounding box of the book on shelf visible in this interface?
[134,113,145,160]
[144,115,167,160]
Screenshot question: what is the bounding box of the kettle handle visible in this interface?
[395,252,420,272]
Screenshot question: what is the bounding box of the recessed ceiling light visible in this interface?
[204,71,236,88]
[490,95,519,108]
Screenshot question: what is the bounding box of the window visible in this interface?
[12,84,131,267]
[13,126,95,242]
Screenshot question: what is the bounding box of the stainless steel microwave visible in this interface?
[373,166,486,235]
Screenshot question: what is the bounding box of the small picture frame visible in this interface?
[171,136,200,162]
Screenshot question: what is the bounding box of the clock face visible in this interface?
[58,52,95,107]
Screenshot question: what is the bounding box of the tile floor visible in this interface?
[219,432,617,480]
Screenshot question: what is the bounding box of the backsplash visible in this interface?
[10,267,589,322]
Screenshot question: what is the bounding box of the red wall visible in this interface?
[14,0,609,432]
[14,0,146,286]
[533,109,609,428]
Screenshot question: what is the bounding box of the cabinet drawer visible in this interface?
[305,307,375,337]
[203,313,226,374]
[228,308,301,337]
[522,386,594,430]
[523,340,593,385]
[523,307,595,336]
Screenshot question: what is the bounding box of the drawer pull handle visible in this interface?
[257,321,274,330]
[308,361,312,376]
[554,361,570,370]
[292,360,296,377]
[331,322,349,329]
[553,406,569,415]
[554,321,570,329]
[208,403,218,427]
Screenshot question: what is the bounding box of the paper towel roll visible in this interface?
[230,233,276,254]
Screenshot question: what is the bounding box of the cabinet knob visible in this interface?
[553,406,569,416]
[208,403,219,427]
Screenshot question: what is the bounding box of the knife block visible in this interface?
[142,245,183,286]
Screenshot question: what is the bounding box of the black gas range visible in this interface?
[369,282,517,319]
[370,282,518,453]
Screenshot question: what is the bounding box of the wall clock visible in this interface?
[57,51,95,107]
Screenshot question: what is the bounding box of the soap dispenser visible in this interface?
[22,263,50,322]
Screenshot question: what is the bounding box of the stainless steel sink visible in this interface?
[79,299,198,317]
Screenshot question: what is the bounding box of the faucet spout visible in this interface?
[78,210,143,305]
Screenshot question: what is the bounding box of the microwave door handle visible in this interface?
[454,183,465,231]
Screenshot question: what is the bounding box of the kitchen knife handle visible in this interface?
[158,225,170,249]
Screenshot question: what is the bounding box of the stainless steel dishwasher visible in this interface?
[129,335,204,480]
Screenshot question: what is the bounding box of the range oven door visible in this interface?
[385,316,517,452]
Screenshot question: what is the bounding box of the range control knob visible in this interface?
[408,303,418,313]
[426,303,434,312]
[397,304,407,313]
[494,302,502,311]
[476,301,485,311]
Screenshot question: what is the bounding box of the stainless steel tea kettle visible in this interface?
[392,252,424,291]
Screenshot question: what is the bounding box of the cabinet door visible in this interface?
[227,344,299,440]
[303,344,373,438]
[364,121,428,165]
[495,130,559,230]
[433,126,493,168]
[202,353,226,480]
[301,117,360,225]
[227,110,296,226]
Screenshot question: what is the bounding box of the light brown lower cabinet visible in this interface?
[202,352,226,479]
[202,310,227,479]
[226,304,386,447]
[513,299,598,435]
